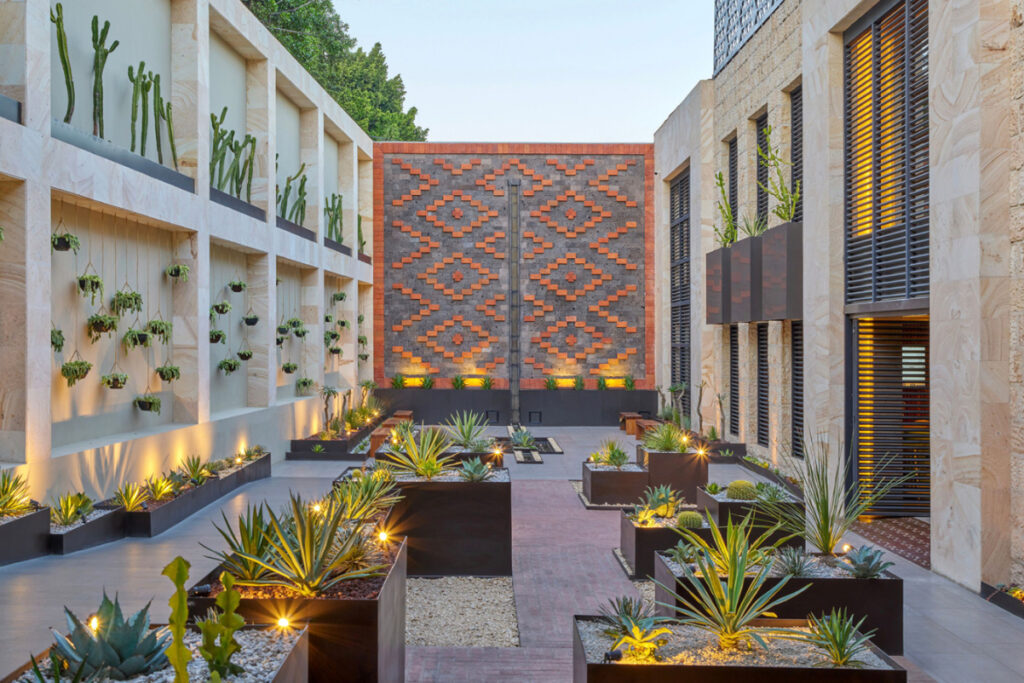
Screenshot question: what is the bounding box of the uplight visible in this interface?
[277,617,290,629]
[89,616,99,632]
[378,530,389,542]
[841,543,852,554]
[235,456,243,465]
[312,503,322,513]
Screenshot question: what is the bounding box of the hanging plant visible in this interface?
[111,288,143,316]
[228,280,247,293]
[293,327,309,339]
[286,317,303,329]
[337,319,348,329]
[217,358,241,375]
[324,314,334,324]
[210,329,226,344]
[358,353,369,362]
[276,323,289,335]
[243,313,259,326]
[328,346,342,356]
[237,349,253,361]
[295,377,315,393]
[357,335,368,347]
[78,274,104,305]
[51,232,81,253]
[123,328,151,350]
[165,264,190,282]
[51,328,65,352]
[134,394,161,414]
[282,362,298,374]
[60,359,93,387]
[101,373,128,389]
[324,329,340,344]
[146,318,173,344]
[87,313,118,342]
[155,364,180,382]
[276,336,285,346]
[211,300,232,316]
[332,292,346,303]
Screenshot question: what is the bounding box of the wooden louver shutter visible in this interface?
[670,171,691,416]
[756,323,769,447]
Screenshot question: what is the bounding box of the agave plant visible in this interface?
[509,427,536,450]
[671,510,783,575]
[782,608,877,668]
[642,422,685,452]
[180,455,212,486]
[0,470,32,517]
[598,596,670,660]
[112,482,148,512]
[458,457,493,482]
[202,505,271,582]
[444,411,489,448]
[838,545,893,579]
[590,440,629,468]
[775,546,813,578]
[145,476,176,502]
[50,592,170,679]
[332,471,403,520]
[384,426,454,479]
[641,485,679,517]
[50,492,94,526]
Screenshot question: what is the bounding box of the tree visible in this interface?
[243,0,427,141]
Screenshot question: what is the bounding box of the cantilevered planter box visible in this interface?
[729,235,762,323]
[188,540,406,683]
[210,186,267,221]
[653,553,904,654]
[582,463,648,505]
[0,507,50,566]
[572,616,906,682]
[760,221,802,320]
[636,446,707,501]
[49,503,126,554]
[705,247,730,324]
[386,475,511,576]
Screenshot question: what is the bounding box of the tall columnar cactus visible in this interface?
[324,193,343,242]
[90,15,119,138]
[289,173,308,225]
[165,100,179,170]
[210,107,230,187]
[278,163,307,221]
[152,74,165,164]
[50,3,74,124]
[128,61,146,152]
[140,71,153,155]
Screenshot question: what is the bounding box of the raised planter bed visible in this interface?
[49,502,126,554]
[287,418,382,461]
[737,457,803,497]
[705,246,730,324]
[375,448,504,468]
[697,486,803,530]
[636,445,707,501]
[582,462,648,505]
[653,552,904,654]
[729,235,762,323]
[0,507,50,566]
[359,252,372,264]
[188,540,405,683]
[386,473,511,576]
[572,616,906,682]
[982,582,1024,620]
[761,221,802,320]
[276,215,316,241]
[210,186,266,221]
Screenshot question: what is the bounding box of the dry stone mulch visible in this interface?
[406,576,520,647]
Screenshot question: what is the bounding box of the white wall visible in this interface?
[275,261,302,399]
[324,133,340,199]
[275,90,302,204]
[209,244,250,414]
[209,32,247,141]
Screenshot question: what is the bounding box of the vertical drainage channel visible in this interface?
[508,178,521,426]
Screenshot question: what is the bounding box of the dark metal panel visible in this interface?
[756,322,769,447]
[790,87,803,222]
[756,114,769,223]
[729,325,740,436]
[790,320,803,457]
[670,171,692,417]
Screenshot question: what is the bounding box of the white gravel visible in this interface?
[406,576,520,647]
[586,463,646,472]
[659,551,896,580]
[50,507,115,534]
[395,468,510,483]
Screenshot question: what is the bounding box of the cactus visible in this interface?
[140,71,153,156]
[725,479,758,501]
[162,556,192,682]
[676,510,703,529]
[90,15,119,139]
[325,193,343,242]
[165,100,179,170]
[289,173,308,224]
[50,3,74,124]
[128,61,146,152]
[152,74,164,164]
[357,214,366,254]
[278,163,306,220]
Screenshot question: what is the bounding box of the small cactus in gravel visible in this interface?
[676,510,703,529]
[725,479,758,500]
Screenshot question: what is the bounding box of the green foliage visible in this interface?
[357,335,368,346]
[756,124,802,223]
[146,318,173,344]
[706,425,719,441]
[420,376,434,389]
[573,375,584,390]
[204,505,271,582]
[210,108,256,200]
[282,362,298,374]
[357,214,366,254]
[667,540,700,564]
[838,545,893,579]
[451,375,466,390]
[51,328,65,352]
[217,358,241,375]
[89,15,119,139]
[445,411,489,448]
[51,492,94,526]
[713,172,738,248]
[165,264,190,281]
[675,510,704,529]
[286,317,304,329]
[324,193,344,242]
[135,394,161,414]
[642,422,685,452]
[78,274,104,305]
[596,376,608,390]
[50,4,74,124]
[0,470,31,518]
[51,232,81,254]
[792,608,876,668]
[100,373,128,389]
[544,377,557,390]
[725,480,758,501]
[312,444,325,454]
[597,597,670,661]
[112,483,148,512]
[211,300,232,316]
[296,377,315,393]
[755,481,788,503]
[332,291,347,303]
[197,572,246,678]
[392,374,407,389]
[122,328,151,350]
[209,329,225,344]
[776,546,812,578]
[624,375,636,391]
[332,470,402,520]
[641,485,679,518]
[50,592,168,679]
[510,427,536,450]
[739,213,768,238]
[61,360,93,387]
[458,457,493,482]
[29,650,92,682]
[614,618,670,661]
[155,364,180,382]
[590,440,629,469]
[228,280,247,292]
[704,482,723,495]
[162,556,192,682]
[181,455,212,486]
[145,476,176,501]
[598,596,664,638]
[111,289,143,316]
[385,426,455,479]
[481,375,494,390]
[671,510,780,575]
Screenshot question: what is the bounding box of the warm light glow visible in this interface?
[312,503,322,513]
[405,376,425,387]
[604,377,626,389]
[680,434,691,446]
[841,543,852,554]
[555,378,576,389]
[378,530,388,542]
[276,617,290,629]
[235,456,243,465]
[696,447,708,458]
[89,616,99,632]
[463,377,485,388]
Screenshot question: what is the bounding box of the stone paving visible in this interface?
[0,427,1021,681]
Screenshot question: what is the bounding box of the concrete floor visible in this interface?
[0,426,1020,681]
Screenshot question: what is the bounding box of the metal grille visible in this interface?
[755,114,769,223]
[852,317,930,516]
[670,171,691,417]
[729,325,739,436]
[791,320,803,457]
[843,0,929,304]
[728,137,738,221]
[790,86,803,222]
[714,0,785,75]
[756,323,769,446]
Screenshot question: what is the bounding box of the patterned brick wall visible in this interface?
[374,143,654,389]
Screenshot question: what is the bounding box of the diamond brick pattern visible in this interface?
[375,144,653,389]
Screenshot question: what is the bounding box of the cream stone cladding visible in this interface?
[0,0,375,501]
[1012,0,1024,588]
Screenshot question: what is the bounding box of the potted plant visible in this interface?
[439,411,502,465]
[210,329,226,344]
[123,327,151,350]
[243,312,259,326]
[51,231,81,253]
[637,422,707,500]
[155,364,180,382]
[218,358,241,375]
[87,313,119,341]
[328,346,342,355]
[277,323,291,335]
[293,326,309,339]
[59,358,93,387]
[237,348,253,361]
[332,291,346,302]
[165,263,190,281]
[0,471,50,565]
[111,288,143,316]
[50,328,65,352]
[77,273,104,304]
[211,300,232,316]
[296,377,315,393]
[135,393,161,414]
[358,353,369,362]
[697,479,804,533]
[325,329,340,343]
[146,318,173,344]
[337,319,348,329]
[100,372,128,389]
[287,317,304,329]
[619,501,710,579]
[582,440,648,505]
[276,335,286,346]
[282,362,298,374]
[228,279,247,293]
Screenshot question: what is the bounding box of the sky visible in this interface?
[334,0,714,142]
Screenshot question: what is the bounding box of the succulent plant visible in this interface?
[704,482,723,495]
[642,422,685,452]
[838,545,893,579]
[458,457,493,482]
[49,592,170,679]
[776,546,813,577]
[50,492,94,526]
[590,440,629,468]
[145,476,176,502]
[202,505,271,582]
[112,482,148,512]
[510,427,536,450]
[111,289,143,316]
[667,540,700,564]
[180,455,211,486]
[798,608,877,668]
[384,426,455,479]
[642,485,679,517]
[676,510,704,529]
[445,411,489,448]
[725,480,758,501]
[0,470,32,518]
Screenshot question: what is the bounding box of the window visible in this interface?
[755,113,768,223]
[844,0,929,304]
[791,320,804,457]
[729,325,739,436]
[790,86,803,221]
[728,136,738,220]
[670,171,691,416]
[852,317,930,515]
[756,323,769,446]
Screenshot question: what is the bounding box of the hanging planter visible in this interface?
[276,335,285,346]
[293,327,309,339]
[155,364,180,382]
[296,377,315,394]
[325,329,340,344]
[60,358,93,387]
[134,394,161,414]
[358,335,368,347]
[337,319,349,329]
[282,362,298,374]
[210,329,226,344]
[328,346,343,356]
[286,317,304,329]
[77,274,104,305]
[217,358,241,375]
[332,292,346,303]
[211,300,232,316]
[165,263,190,281]
[51,328,65,352]
[243,313,259,326]
[358,353,369,362]
[276,324,290,335]
[86,313,119,342]
[324,314,334,323]
[122,328,151,350]
[228,280,247,293]
[100,372,128,389]
[111,288,143,316]
[51,232,81,253]
[146,318,173,344]
[237,349,253,361]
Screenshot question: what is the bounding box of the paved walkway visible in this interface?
[0,427,1021,681]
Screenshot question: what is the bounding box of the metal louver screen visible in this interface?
[756,323,769,446]
[670,171,691,417]
[791,320,804,457]
[755,114,769,223]
[843,0,929,304]
[852,317,930,516]
[729,325,739,436]
[728,137,738,220]
[790,86,803,222]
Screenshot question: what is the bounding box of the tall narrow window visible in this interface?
[729,325,739,436]
[728,136,738,220]
[756,323,769,446]
[670,171,691,416]
[791,320,803,456]
[853,317,930,515]
[844,0,929,304]
[755,113,769,223]
[790,86,803,221]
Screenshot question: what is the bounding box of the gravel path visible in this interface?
[406,577,520,647]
